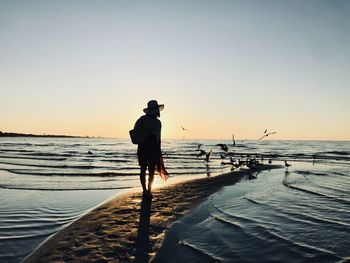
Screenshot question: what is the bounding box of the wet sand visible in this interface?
[24,165,281,263]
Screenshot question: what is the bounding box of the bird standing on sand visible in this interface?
[284,160,291,169]
[268,156,272,164]
[260,154,264,163]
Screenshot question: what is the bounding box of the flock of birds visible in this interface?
[192,129,292,171]
[181,127,277,142]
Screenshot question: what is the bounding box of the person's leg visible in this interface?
[140,165,147,194]
[147,162,155,194]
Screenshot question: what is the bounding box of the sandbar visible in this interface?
[24,165,281,263]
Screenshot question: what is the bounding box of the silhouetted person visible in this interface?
[133,100,164,198]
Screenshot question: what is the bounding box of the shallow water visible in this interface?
[0,138,349,262]
[0,189,123,262]
[154,161,350,262]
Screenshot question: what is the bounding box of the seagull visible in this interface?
[259,131,277,140]
[197,150,206,158]
[220,152,227,160]
[233,162,241,169]
[217,143,228,153]
[205,150,212,162]
[260,154,264,163]
[238,159,246,167]
[181,126,189,140]
[284,160,291,169]
[231,161,241,170]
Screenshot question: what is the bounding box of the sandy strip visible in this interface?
[24,165,281,263]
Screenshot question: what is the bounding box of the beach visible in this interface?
[23,165,280,262]
[1,138,349,262]
[2,1,350,261]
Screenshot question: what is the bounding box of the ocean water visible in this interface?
[154,142,350,263]
[0,138,349,262]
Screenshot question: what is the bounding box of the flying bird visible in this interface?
[259,131,277,140]
[217,143,228,153]
[231,161,241,170]
[181,126,189,140]
[220,152,227,160]
[205,150,212,162]
[197,149,206,158]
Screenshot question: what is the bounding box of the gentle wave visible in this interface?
[282,182,350,206]
[320,151,349,156]
[253,225,341,261]
[2,169,139,177]
[0,155,67,161]
[243,194,350,229]
[243,195,263,205]
[179,240,224,262]
[0,185,134,191]
[294,170,328,176]
[0,161,116,169]
[0,232,55,241]
[211,213,340,260]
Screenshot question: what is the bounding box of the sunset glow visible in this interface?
[1,1,349,140]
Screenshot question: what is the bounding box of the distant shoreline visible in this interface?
[0,131,88,138]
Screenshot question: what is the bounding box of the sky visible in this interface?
[1,0,349,140]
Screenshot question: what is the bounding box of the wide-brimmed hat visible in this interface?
[143,100,164,114]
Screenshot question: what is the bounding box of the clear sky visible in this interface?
[1,0,349,140]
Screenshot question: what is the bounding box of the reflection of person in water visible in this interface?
[133,100,167,198]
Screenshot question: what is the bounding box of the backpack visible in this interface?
[129,117,148,144]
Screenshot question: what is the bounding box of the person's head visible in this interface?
[143,100,164,117]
